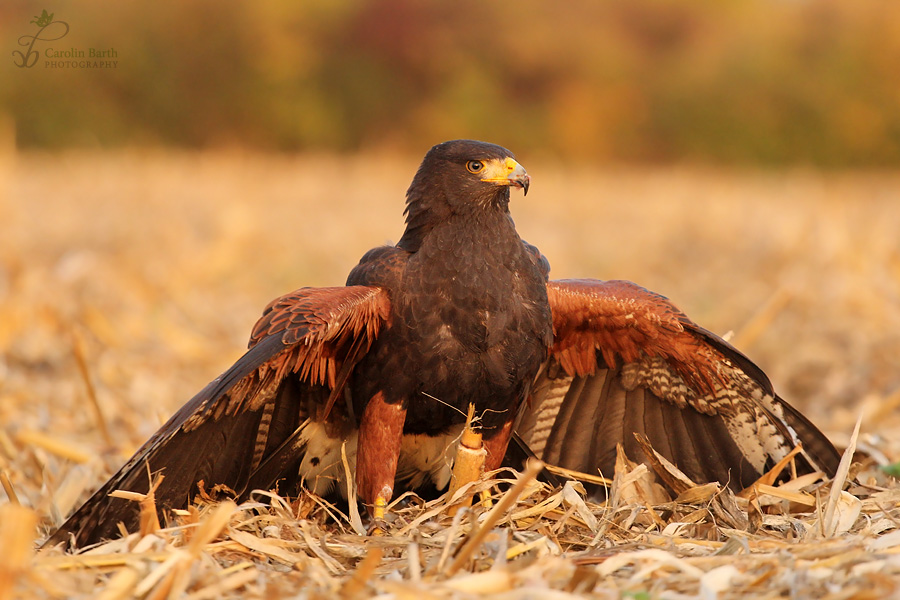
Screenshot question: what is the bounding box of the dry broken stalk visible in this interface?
[0,470,19,505]
[139,474,163,539]
[72,328,113,448]
[14,430,93,464]
[739,443,806,497]
[446,403,486,517]
[821,413,862,538]
[0,504,37,600]
[339,547,383,599]
[342,441,366,535]
[108,468,165,541]
[444,458,543,577]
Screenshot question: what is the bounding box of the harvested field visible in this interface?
[2,150,900,598]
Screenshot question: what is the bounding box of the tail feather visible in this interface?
[516,359,839,502]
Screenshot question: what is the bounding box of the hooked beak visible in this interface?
[481,157,530,196]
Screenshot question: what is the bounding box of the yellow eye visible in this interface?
[466,160,484,173]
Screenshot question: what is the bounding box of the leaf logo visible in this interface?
[13,9,69,68]
[30,9,54,28]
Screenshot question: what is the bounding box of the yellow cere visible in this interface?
[480,157,523,184]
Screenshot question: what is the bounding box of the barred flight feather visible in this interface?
[515,278,841,498]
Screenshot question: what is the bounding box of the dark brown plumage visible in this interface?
[45,140,840,550]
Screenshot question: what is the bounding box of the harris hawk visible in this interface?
[44,140,840,549]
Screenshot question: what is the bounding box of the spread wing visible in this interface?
[45,286,390,549]
[516,279,840,499]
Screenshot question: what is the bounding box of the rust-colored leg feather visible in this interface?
[356,392,407,517]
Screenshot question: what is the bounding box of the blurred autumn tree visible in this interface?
[2,0,899,165]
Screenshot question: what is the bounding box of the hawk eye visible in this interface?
[466,160,484,174]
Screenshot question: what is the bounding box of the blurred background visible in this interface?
[3,0,900,165]
[1,0,900,522]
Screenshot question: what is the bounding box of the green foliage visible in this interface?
[882,463,900,479]
[3,0,900,165]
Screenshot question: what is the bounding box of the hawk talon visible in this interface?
[368,519,388,537]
